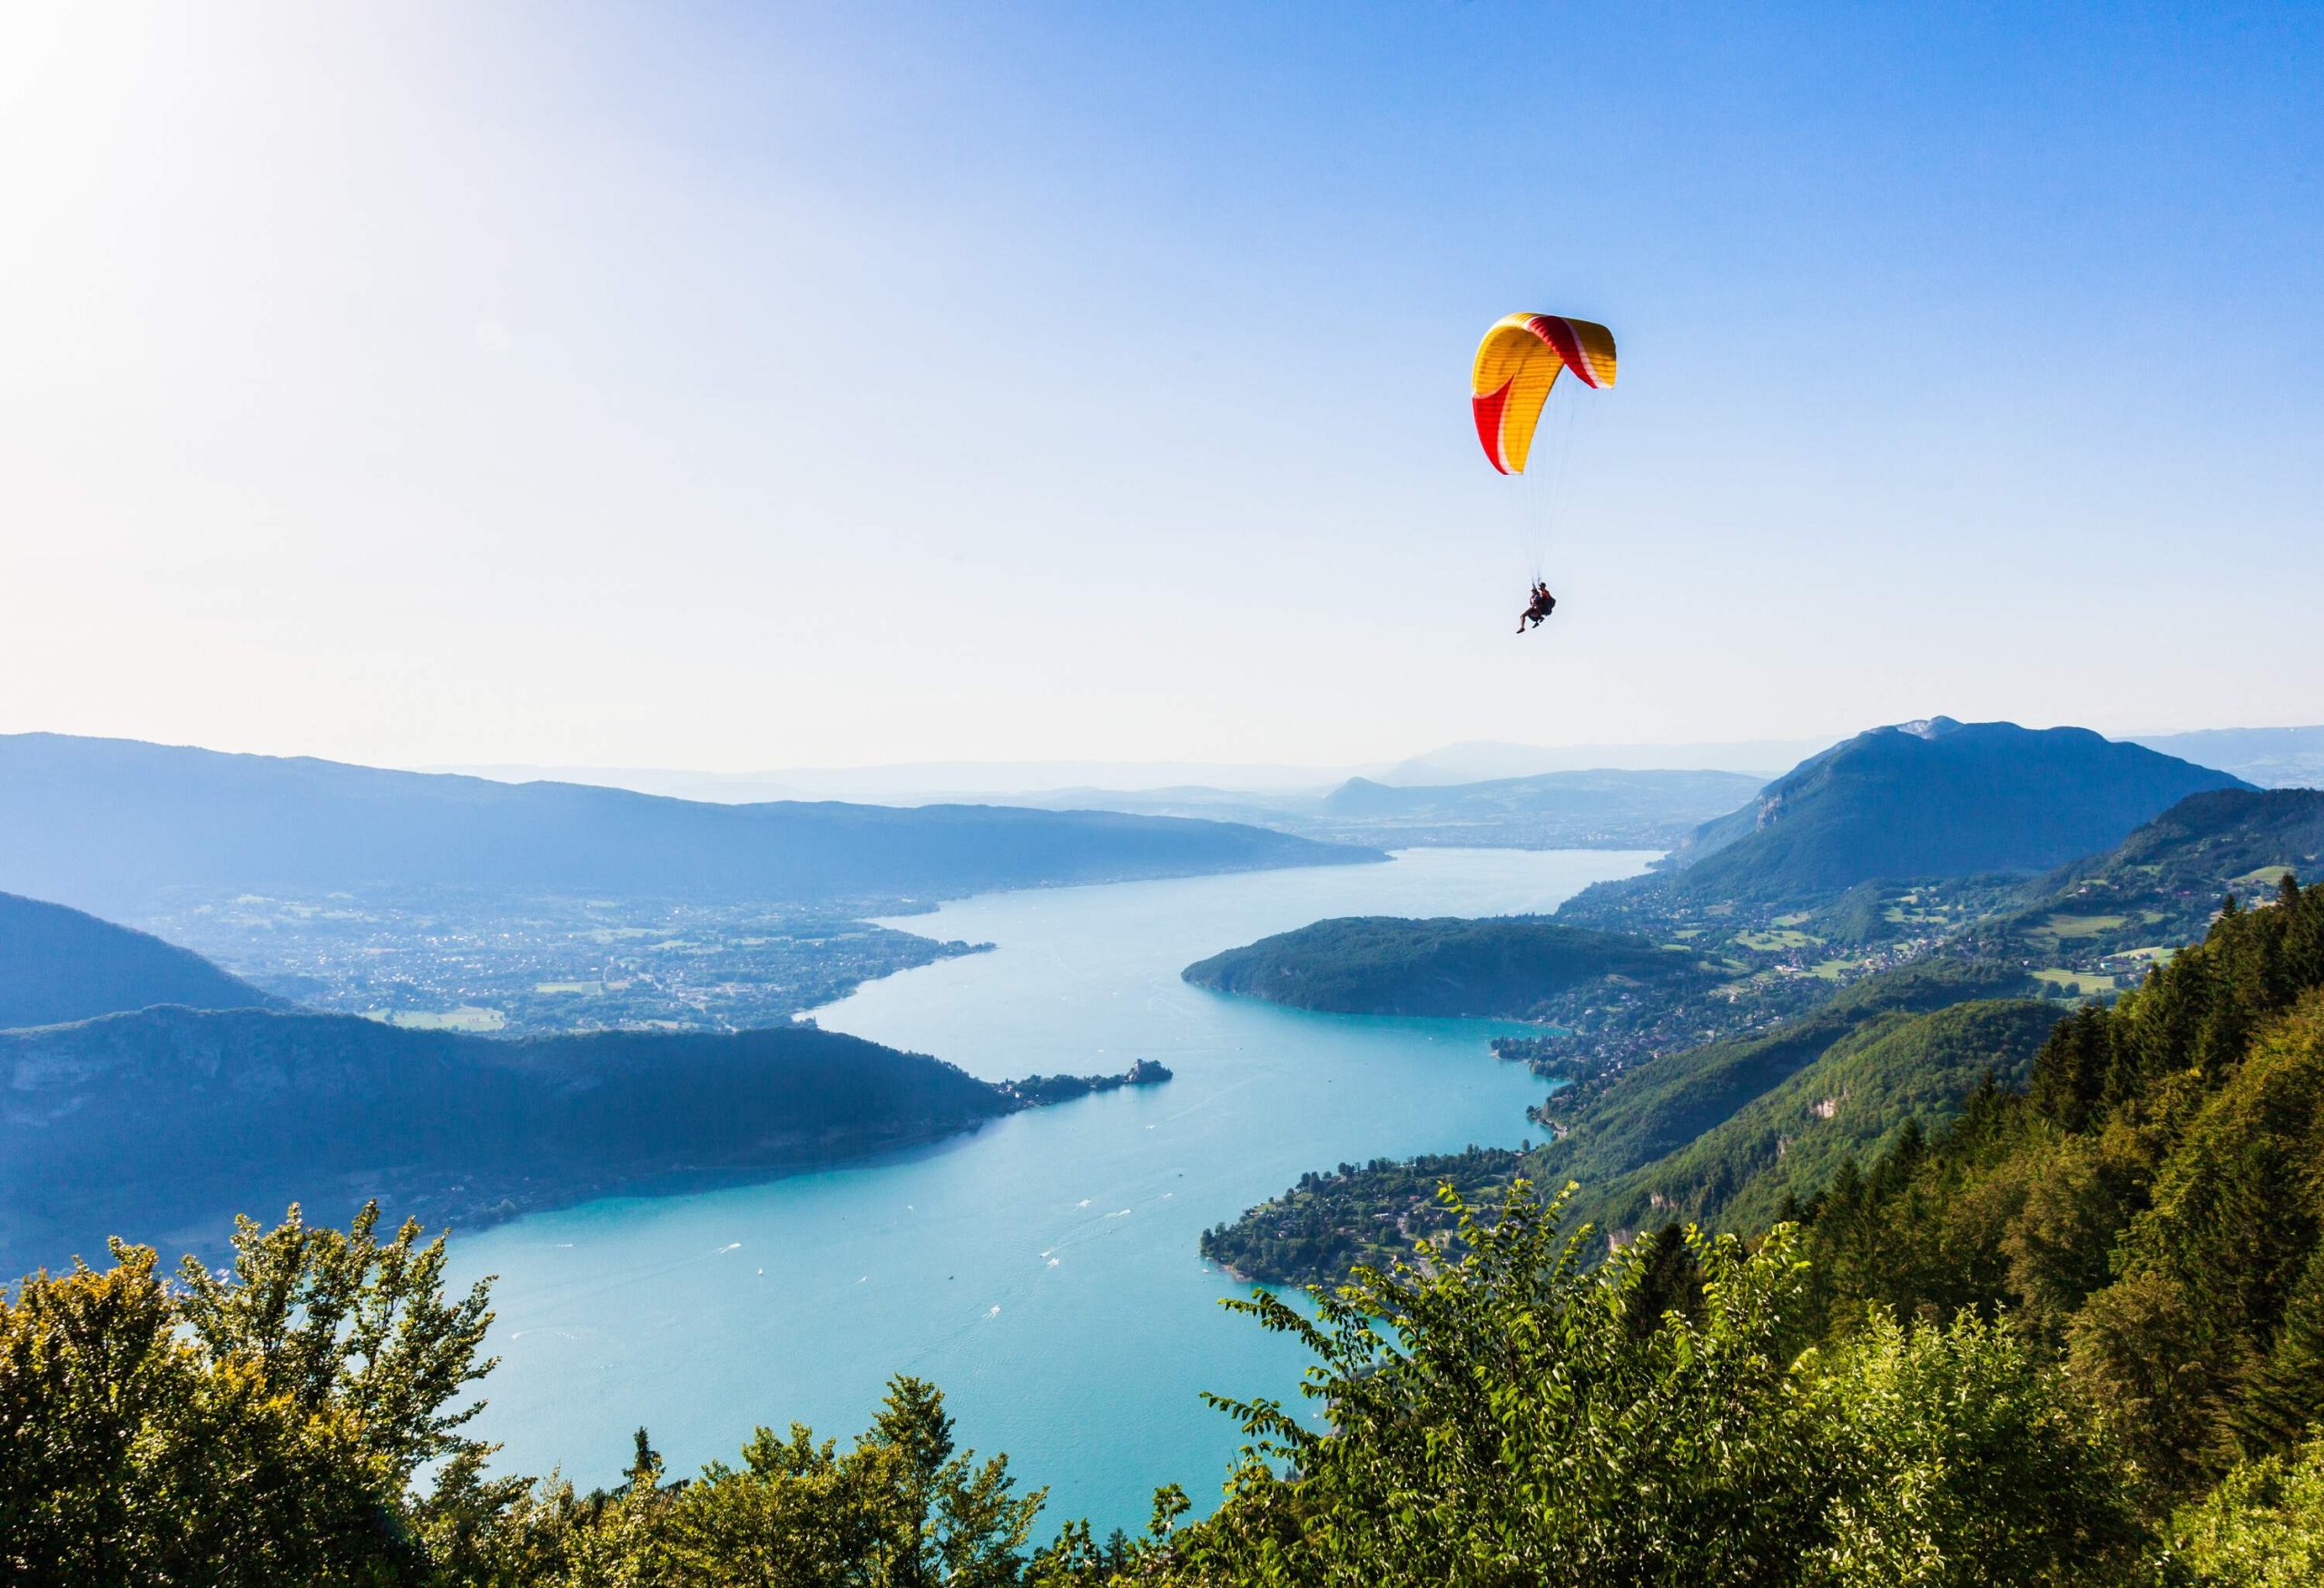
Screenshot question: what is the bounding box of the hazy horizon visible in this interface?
[14,716,2320,808]
[5,4,2318,771]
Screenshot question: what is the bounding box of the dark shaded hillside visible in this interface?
[1182,916,1709,1019]
[0,891,273,1028]
[0,733,1378,919]
[0,1008,1012,1271]
[1666,718,2247,902]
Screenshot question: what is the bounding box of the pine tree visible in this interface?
[625,1425,663,1490]
[2233,1216,2324,1459]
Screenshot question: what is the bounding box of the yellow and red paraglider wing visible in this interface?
[1470,314,1618,474]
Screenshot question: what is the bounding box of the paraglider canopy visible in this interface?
[1471,313,1617,475]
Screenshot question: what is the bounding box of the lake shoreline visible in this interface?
[448,849,1659,1531]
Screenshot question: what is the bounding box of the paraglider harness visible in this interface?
[1518,581,1557,633]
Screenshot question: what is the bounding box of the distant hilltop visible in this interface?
[2128,725,2324,789]
[1657,717,2249,902]
[0,890,278,1029]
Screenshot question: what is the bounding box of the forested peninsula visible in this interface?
[0,1004,1166,1273]
[1180,915,1711,1020]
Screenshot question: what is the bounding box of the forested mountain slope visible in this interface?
[1531,954,2038,1189]
[0,732,1377,919]
[1206,794,2324,1292]
[1585,997,2061,1238]
[0,890,273,1028]
[1206,957,2043,1286]
[1800,874,2324,1494]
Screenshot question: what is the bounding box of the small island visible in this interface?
[1181,915,1713,1021]
[999,1058,1174,1105]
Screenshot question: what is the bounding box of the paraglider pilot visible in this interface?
[1517,581,1557,633]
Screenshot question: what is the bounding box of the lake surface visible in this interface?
[449,847,1652,1530]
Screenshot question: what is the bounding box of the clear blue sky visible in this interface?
[3,3,2317,770]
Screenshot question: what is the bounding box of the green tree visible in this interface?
[1806,1308,2140,1585]
[0,1227,438,1587]
[2234,1246,2324,1458]
[860,1376,1045,1588]
[0,1243,198,1584]
[177,1200,497,1490]
[1158,1180,2142,1587]
[1174,1182,1833,1584]
[579,1377,1052,1588]
[2166,1435,2324,1586]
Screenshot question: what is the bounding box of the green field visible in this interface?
[375,1005,508,1032]
[1736,929,1824,952]
[2041,912,2129,939]
[2034,968,2116,997]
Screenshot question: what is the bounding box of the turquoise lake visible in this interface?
[448,846,1653,1532]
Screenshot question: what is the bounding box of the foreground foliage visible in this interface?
[1,1205,490,1586]
[0,1187,2188,1586]
[1162,1187,2141,1587]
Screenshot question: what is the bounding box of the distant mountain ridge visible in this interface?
[0,891,274,1029]
[1320,767,1765,828]
[1378,737,1830,784]
[0,733,1377,919]
[2129,725,2324,789]
[1003,767,1765,851]
[1663,718,2248,901]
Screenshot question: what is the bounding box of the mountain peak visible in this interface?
[1670,720,2251,900]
